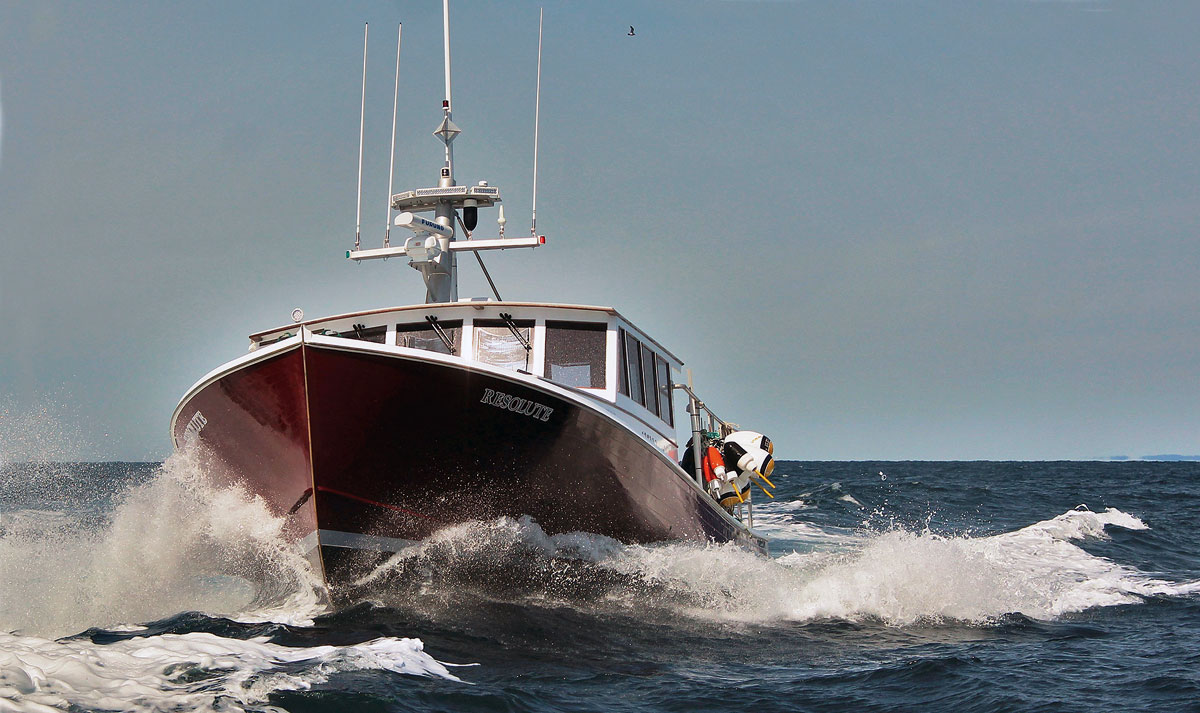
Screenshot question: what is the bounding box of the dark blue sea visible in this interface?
[2,458,1198,712]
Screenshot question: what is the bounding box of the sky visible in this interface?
[1,0,1198,461]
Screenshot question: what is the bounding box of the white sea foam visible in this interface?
[340,501,1199,628]
[753,518,850,544]
[771,507,1197,624]
[749,502,857,548]
[599,506,1198,625]
[0,442,474,710]
[0,449,325,638]
[393,506,1197,627]
[762,498,812,513]
[0,630,464,712]
[354,514,627,589]
[0,509,79,533]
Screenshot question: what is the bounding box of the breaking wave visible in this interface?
[766,506,1199,624]
[0,630,464,713]
[348,507,1199,627]
[0,450,473,710]
[0,449,325,639]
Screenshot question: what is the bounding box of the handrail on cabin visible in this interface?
[672,382,734,438]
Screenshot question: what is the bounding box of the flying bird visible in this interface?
[628,26,635,36]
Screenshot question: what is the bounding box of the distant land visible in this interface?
[1110,455,1200,462]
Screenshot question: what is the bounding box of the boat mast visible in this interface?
[347,0,544,303]
[421,0,461,303]
[440,0,456,188]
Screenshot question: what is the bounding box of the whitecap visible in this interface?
[0,449,326,638]
[588,507,1198,626]
[0,630,465,712]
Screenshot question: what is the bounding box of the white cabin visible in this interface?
[250,301,684,449]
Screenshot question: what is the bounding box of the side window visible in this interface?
[656,355,673,426]
[624,332,644,406]
[617,328,629,397]
[474,319,534,371]
[641,343,659,416]
[337,324,386,343]
[544,321,607,388]
[396,320,462,354]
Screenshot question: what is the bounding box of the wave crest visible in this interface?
[0,629,463,713]
[344,507,1195,627]
[0,449,324,638]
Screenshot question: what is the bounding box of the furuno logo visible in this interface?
[480,388,554,422]
[183,410,208,442]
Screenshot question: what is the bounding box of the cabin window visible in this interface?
[641,343,659,416]
[335,324,386,343]
[656,354,673,426]
[474,319,533,371]
[617,328,629,397]
[396,320,462,355]
[544,321,607,388]
[623,332,644,406]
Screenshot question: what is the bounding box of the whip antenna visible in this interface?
[437,0,457,184]
[354,23,368,251]
[443,0,453,109]
[530,7,543,237]
[384,23,402,247]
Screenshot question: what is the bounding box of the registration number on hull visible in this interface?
[183,410,208,443]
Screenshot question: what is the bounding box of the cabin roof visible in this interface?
[249,301,683,364]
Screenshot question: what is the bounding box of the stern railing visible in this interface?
[672,378,753,529]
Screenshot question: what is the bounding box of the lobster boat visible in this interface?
[171,2,775,594]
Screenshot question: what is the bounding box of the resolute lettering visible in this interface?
[479,388,554,422]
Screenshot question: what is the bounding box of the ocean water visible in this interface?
[2,456,1198,712]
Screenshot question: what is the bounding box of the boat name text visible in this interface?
[480,388,554,422]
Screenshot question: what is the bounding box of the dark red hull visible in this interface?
[173,342,766,592]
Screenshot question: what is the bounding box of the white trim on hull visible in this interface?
[316,529,420,554]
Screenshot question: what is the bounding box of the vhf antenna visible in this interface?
[439,0,456,185]
[384,23,402,247]
[353,23,368,251]
[530,7,543,237]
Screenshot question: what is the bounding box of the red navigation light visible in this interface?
[442,100,449,108]
[538,235,546,244]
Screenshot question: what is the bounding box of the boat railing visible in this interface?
[672,381,754,529]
